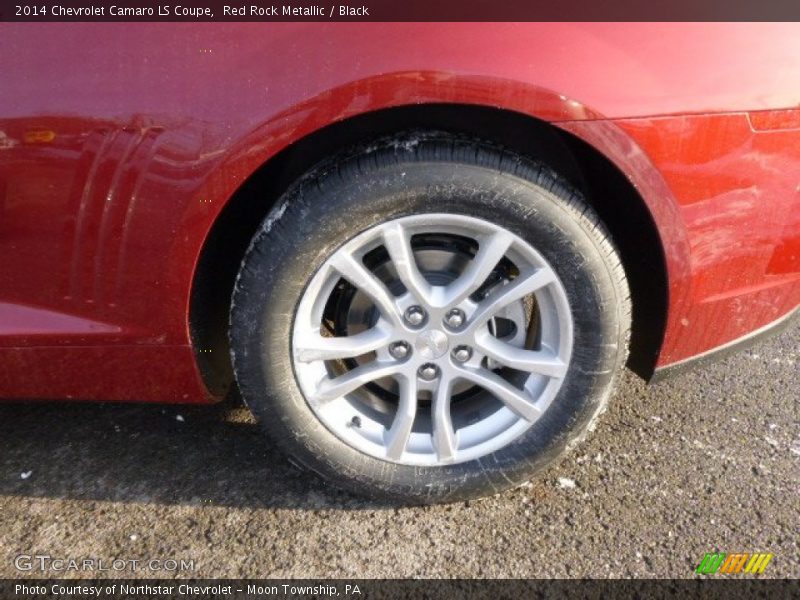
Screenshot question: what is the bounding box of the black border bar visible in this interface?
[1,579,799,600]
[4,0,800,22]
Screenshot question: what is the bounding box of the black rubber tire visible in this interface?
[230,135,631,504]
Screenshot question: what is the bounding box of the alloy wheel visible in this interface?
[292,214,573,466]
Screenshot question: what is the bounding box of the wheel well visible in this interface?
[190,104,668,395]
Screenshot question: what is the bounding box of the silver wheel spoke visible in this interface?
[294,325,392,363]
[384,374,418,460]
[467,267,556,331]
[329,252,399,324]
[443,230,514,306]
[458,367,542,422]
[475,332,568,378]
[313,361,400,404]
[432,377,457,462]
[382,222,433,304]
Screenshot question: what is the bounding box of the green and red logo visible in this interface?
[696,553,773,575]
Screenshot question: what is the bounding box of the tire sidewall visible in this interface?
[232,149,626,502]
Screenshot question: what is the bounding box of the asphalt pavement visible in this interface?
[0,322,797,579]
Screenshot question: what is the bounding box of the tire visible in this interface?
[230,134,631,503]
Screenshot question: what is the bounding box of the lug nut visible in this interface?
[389,341,410,359]
[418,363,439,381]
[452,345,472,362]
[404,305,426,327]
[444,308,466,329]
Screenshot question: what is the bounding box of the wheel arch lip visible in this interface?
[187,70,673,227]
[185,70,687,392]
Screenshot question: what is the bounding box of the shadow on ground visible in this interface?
[0,393,381,510]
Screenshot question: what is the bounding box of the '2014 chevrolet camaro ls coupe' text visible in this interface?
[1,23,798,501]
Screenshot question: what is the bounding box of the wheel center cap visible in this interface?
[416,329,449,360]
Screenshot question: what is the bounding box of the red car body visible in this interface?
[0,22,798,403]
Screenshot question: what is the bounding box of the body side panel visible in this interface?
[0,23,798,401]
[562,113,800,366]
